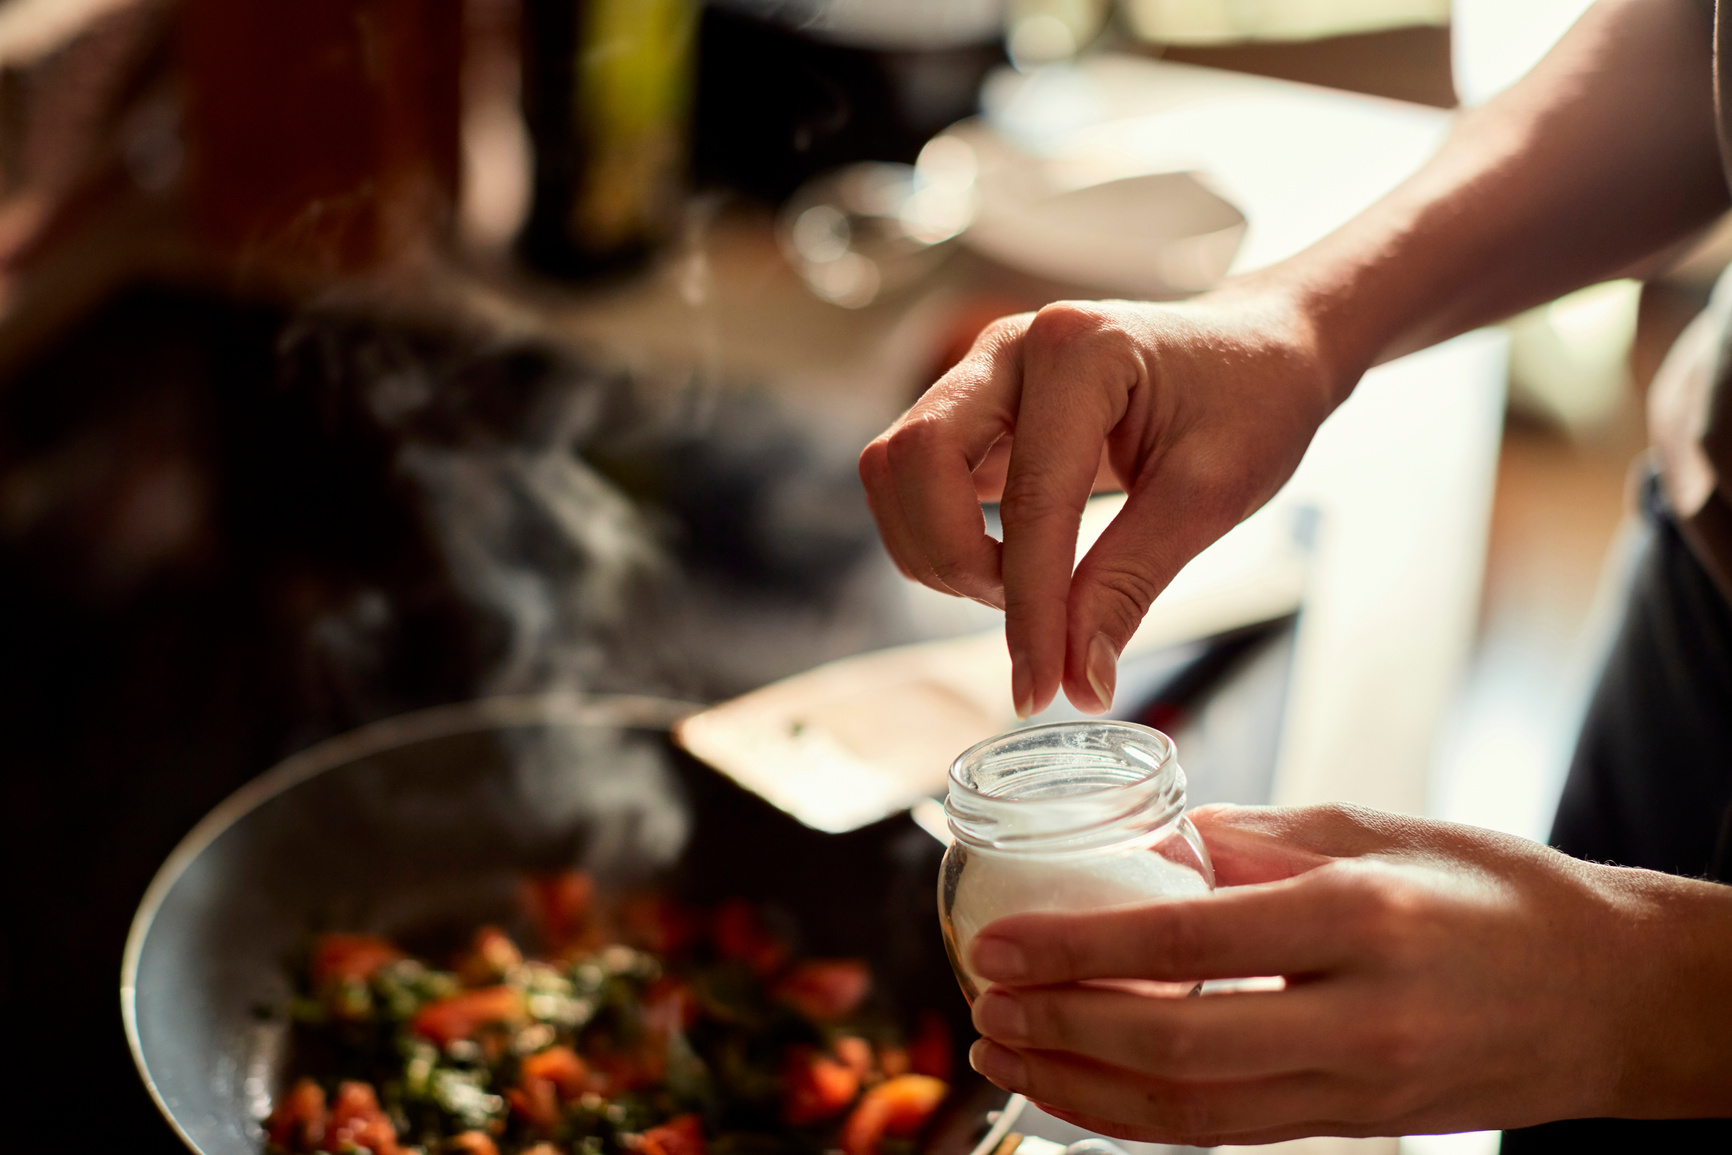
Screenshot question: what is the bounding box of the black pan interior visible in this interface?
[127,703,984,1155]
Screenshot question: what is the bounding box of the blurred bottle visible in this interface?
[517,0,698,281]
[694,0,1006,203]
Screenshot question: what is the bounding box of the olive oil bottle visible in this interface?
[518,0,697,280]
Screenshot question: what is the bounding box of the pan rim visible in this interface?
[119,691,702,1155]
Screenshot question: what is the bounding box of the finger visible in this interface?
[865,432,1006,604]
[859,436,931,584]
[972,982,1340,1080]
[1030,1101,1374,1149]
[977,441,1118,504]
[1060,453,1250,712]
[1192,802,1421,863]
[1189,804,1338,887]
[881,323,1030,608]
[999,304,1143,717]
[968,1040,1355,1148]
[968,871,1360,984]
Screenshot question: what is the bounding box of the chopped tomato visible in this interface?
[310,934,403,986]
[907,1010,953,1081]
[521,870,595,956]
[266,1077,326,1151]
[326,1080,399,1155]
[773,959,870,1021]
[449,1133,501,1155]
[636,1113,707,1155]
[840,1075,948,1155]
[711,900,789,976]
[457,925,523,986]
[782,1046,861,1126]
[521,1045,588,1099]
[833,1036,873,1081]
[410,985,526,1046]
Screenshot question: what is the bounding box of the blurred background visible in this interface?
[0,0,1708,1151]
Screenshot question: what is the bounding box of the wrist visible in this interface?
[1590,862,1732,1118]
[1196,270,1361,417]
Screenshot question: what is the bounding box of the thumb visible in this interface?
[1188,805,1336,887]
[1190,803,1409,886]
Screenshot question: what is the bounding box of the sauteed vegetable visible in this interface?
[266,872,953,1155]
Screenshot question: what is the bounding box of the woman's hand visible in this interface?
[858,291,1340,718]
[962,804,1732,1145]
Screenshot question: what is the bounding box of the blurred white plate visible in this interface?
[944,118,1247,297]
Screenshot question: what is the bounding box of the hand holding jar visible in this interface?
[961,803,1732,1146]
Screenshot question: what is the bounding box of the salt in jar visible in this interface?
[939,720,1214,1001]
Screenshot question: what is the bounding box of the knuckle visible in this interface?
[998,471,1085,529]
[883,416,949,469]
[1078,557,1162,630]
[1154,905,1209,976]
[978,312,1034,349]
[1026,300,1119,349]
[1021,992,1070,1047]
[1364,1009,1428,1076]
[858,439,890,484]
[927,544,983,590]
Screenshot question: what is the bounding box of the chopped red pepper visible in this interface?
[265,1077,326,1151]
[782,1046,862,1126]
[773,959,871,1021]
[457,925,523,986]
[448,1133,501,1155]
[833,1036,873,1081]
[309,934,402,987]
[520,1044,589,1099]
[636,1113,707,1155]
[410,985,526,1046]
[840,1075,948,1155]
[326,1080,399,1155]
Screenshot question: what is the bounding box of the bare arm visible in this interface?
[1290,0,1727,384]
[860,0,1729,717]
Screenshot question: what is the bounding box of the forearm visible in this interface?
[1602,863,1732,1117]
[1238,0,1728,401]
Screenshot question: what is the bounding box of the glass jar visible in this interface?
[939,721,1214,1002]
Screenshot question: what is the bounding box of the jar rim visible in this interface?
[944,720,1185,854]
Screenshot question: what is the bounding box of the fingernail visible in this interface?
[1085,633,1117,713]
[970,934,1028,981]
[973,989,1029,1041]
[969,1039,1028,1089]
[1010,650,1033,720]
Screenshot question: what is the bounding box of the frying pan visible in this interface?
[122,693,1020,1155]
